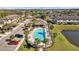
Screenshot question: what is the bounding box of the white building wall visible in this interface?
[57,19,79,24]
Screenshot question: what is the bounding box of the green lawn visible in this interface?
[18,40,34,51]
[48,25,79,51]
[19,25,79,51]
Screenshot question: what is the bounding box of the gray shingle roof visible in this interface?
[49,14,79,20]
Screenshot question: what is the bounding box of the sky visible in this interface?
[1,7,79,9]
[0,0,79,7]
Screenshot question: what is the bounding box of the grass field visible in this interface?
[48,25,79,51]
[18,41,34,51]
[19,25,79,51]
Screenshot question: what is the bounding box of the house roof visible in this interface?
[0,20,4,23]
[0,15,20,23]
[49,14,79,20]
[56,15,79,20]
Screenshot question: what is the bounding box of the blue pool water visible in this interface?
[34,28,45,42]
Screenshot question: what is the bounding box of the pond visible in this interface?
[62,30,79,47]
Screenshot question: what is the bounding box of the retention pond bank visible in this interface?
[62,30,79,47]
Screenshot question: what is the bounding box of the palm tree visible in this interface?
[44,38,49,44]
[49,23,54,30]
[10,35,15,39]
[53,33,57,38]
[34,38,41,45]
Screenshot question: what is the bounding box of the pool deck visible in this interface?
[28,27,45,44]
[27,19,53,51]
[28,26,52,46]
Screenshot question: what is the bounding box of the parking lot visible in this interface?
[0,30,24,51]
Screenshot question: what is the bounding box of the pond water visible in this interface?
[62,30,79,47]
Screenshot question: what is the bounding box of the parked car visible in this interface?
[15,34,23,38]
[8,40,19,45]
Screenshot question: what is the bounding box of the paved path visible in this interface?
[0,19,31,51]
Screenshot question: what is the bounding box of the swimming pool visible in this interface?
[34,28,45,42]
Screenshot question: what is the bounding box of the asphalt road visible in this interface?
[0,19,31,51]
